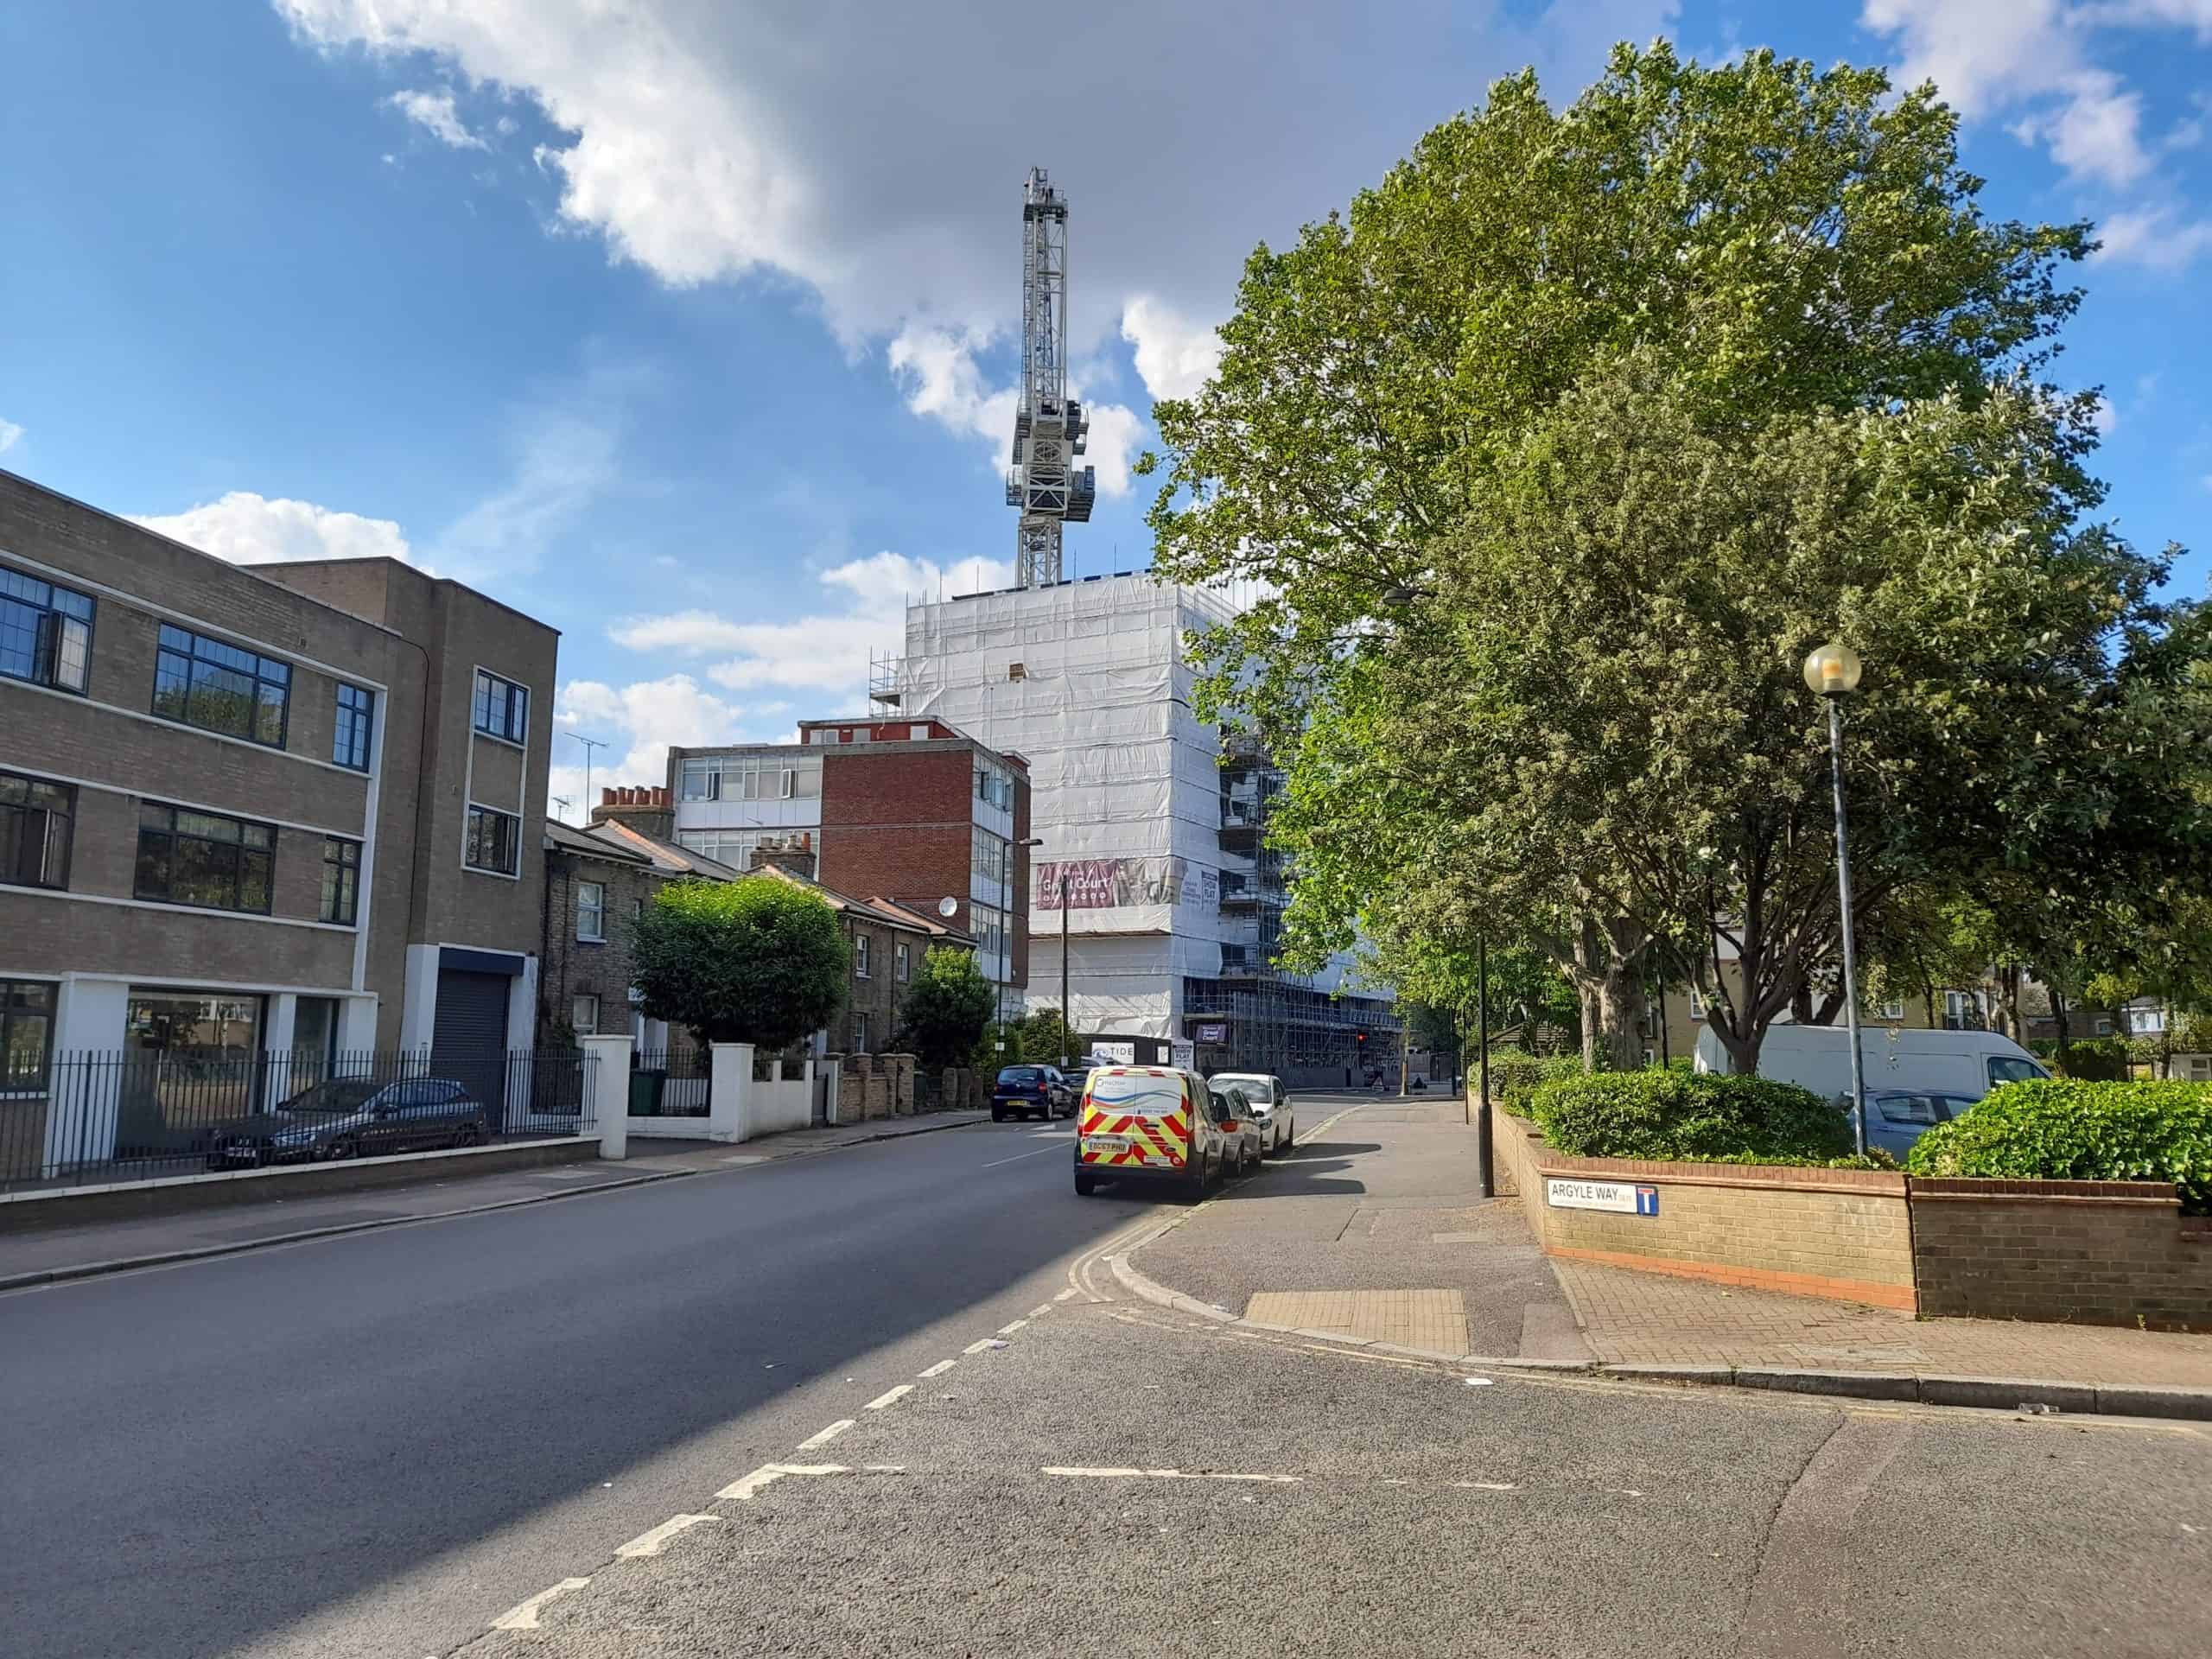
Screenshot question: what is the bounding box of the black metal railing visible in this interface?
[627,1046,710,1117]
[1,1047,601,1194]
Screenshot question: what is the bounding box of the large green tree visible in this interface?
[893,946,996,1068]
[632,878,849,1050]
[1142,42,2209,1067]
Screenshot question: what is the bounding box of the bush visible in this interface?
[894,947,996,1067]
[1487,1048,1583,1112]
[1906,1078,2212,1211]
[1527,1069,1853,1165]
[2050,1037,2130,1081]
[632,878,849,1050]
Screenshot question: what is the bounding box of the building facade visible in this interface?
[884,573,1398,1086]
[665,718,1031,1011]
[539,821,666,1047]
[0,469,556,1170]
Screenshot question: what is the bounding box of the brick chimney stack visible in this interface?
[590,784,675,842]
[747,830,818,880]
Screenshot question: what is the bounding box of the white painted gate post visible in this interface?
[580,1034,632,1160]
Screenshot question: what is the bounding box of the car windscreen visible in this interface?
[1085,1071,1188,1116]
[1987,1056,2044,1085]
[279,1079,383,1114]
[1210,1074,1272,1101]
[997,1067,1045,1085]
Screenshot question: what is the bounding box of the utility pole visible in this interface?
[1476,937,1494,1198]
[564,732,608,818]
[1060,869,1071,1067]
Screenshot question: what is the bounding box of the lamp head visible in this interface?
[1803,642,1863,698]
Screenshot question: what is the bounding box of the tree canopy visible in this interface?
[893,946,995,1067]
[631,878,849,1051]
[1140,41,2207,1071]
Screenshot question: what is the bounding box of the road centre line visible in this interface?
[963,1337,1005,1354]
[1040,1466,1304,1483]
[918,1358,957,1377]
[1028,1303,1055,1318]
[1054,1287,1078,1300]
[997,1319,1029,1334]
[978,1144,1063,1168]
[797,1420,855,1451]
[865,1384,913,1410]
[614,1515,720,1558]
[489,1579,591,1630]
[716,1463,850,1501]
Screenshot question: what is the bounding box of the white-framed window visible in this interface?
[577,880,607,942]
[1881,998,1906,1020]
[632,896,645,922]
[855,934,871,978]
[896,941,911,981]
[471,669,529,743]
[572,994,600,1034]
[855,1011,870,1052]
[909,724,930,740]
[808,728,833,745]
[2130,1007,2166,1034]
[2095,1017,2114,1035]
[464,804,521,875]
[1688,988,1704,1018]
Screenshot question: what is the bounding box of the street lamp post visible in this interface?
[1016,836,1053,1062]
[1475,936,1493,1198]
[1805,642,1870,1158]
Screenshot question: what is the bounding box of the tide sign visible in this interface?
[1546,1178,1660,1217]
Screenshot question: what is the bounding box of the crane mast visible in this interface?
[1007,167,1093,588]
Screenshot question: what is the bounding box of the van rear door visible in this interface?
[1080,1069,1192,1171]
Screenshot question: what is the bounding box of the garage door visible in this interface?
[432,969,512,1130]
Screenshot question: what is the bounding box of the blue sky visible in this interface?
[3,1,2208,814]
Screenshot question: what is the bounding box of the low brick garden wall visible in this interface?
[1487,1097,2212,1330]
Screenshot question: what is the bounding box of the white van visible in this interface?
[1693,1022,2048,1103]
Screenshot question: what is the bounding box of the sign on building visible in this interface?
[1193,1022,1228,1045]
[1545,1178,1659,1216]
[1169,1039,1195,1071]
[1093,1041,1137,1064]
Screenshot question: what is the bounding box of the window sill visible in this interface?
[464,863,523,881]
[472,728,529,752]
[576,935,607,945]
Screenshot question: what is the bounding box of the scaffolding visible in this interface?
[888,572,1397,1084]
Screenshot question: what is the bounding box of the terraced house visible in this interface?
[0,469,556,1181]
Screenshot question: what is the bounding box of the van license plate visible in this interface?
[1084,1134,1129,1153]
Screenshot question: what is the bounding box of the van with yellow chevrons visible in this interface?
[1072,1065,1244,1198]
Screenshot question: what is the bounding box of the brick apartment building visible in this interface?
[539,820,667,1047]
[666,717,1032,1009]
[0,468,556,1173]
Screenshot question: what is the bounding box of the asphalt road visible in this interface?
[0,1111,1160,1659]
[9,1094,2210,1658]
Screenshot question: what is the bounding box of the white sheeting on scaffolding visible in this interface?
[902,575,1240,1039]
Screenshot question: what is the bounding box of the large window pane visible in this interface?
[0,567,96,695]
[2,979,54,1087]
[153,626,290,747]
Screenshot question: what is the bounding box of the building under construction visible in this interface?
[875,573,1399,1086]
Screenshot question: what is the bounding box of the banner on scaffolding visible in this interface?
[1035,856,1217,912]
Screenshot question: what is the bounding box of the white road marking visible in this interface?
[716,1462,851,1501]
[865,1384,913,1410]
[1039,1465,1302,1484]
[862,1464,907,1472]
[1028,1304,1055,1318]
[979,1144,1062,1168]
[613,1515,719,1558]
[997,1319,1029,1335]
[1043,1465,1147,1478]
[1464,1376,1495,1387]
[489,1579,590,1630]
[918,1359,957,1378]
[963,1337,1010,1354]
[1054,1287,1078,1301]
[797,1419,855,1451]
[1453,1481,1520,1491]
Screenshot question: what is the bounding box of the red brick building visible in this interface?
[666,718,1031,1001]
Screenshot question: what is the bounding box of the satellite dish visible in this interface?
[937,896,959,918]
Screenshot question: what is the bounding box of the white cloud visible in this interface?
[385,87,487,149]
[1863,0,2212,188]
[610,550,1013,709]
[1120,296,1224,403]
[548,671,750,815]
[131,492,416,565]
[2091,392,2119,434]
[887,321,1141,497]
[0,417,21,456]
[271,2,1656,448]
[2091,204,2212,268]
[429,400,618,580]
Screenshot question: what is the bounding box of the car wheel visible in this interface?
[1074,1165,1096,1196]
[454,1121,485,1148]
[991,1105,1007,1122]
[325,1138,359,1161]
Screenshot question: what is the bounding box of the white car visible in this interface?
[1207,1071,1294,1157]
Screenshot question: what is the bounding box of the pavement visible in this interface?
[7,1090,2210,1657]
[0,1109,991,1287]
[1128,1098,2212,1400]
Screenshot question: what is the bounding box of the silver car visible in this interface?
[1207,1071,1294,1157]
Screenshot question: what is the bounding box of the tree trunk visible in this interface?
[1592,969,1650,1073]
[1789,978,1815,1024]
[2052,988,2070,1049]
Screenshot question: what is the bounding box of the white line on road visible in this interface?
[963,1337,1009,1354]
[489,1579,590,1630]
[918,1359,957,1378]
[1453,1481,1520,1491]
[997,1319,1029,1335]
[978,1145,1063,1168]
[797,1419,855,1451]
[1028,1303,1055,1318]
[1054,1287,1078,1301]
[865,1384,913,1410]
[614,1514,720,1558]
[716,1462,851,1501]
[1040,1465,1303,1484]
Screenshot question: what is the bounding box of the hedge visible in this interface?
[1525,1068,1857,1166]
[2050,1038,2130,1082]
[1906,1078,2212,1211]
[1486,1049,1584,1112]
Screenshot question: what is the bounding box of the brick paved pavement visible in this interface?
[1247,1287,1471,1353]
[1554,1258,2212,1388]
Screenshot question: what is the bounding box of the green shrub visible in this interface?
[1906,1079,2212,1211]
[1527,1069,1853,1165]
[2050,1037,2130,1081]
[1486,1049,1583,1112]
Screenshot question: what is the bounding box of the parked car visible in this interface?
[1863,1090,1981,1160]
[1074,1065,1243,1197]
[992,1065,1075,1122]
[1205,1071,1295,1156]
[1692,1024,2048,1103]
[204,1077,490,1169]
[1212,1084,1264,1175]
